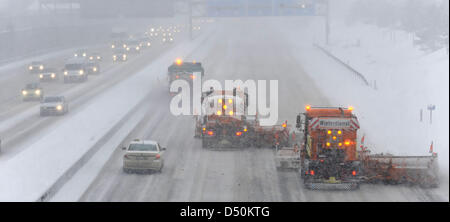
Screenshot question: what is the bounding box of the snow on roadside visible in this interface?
[0,28,215,202]
[326,22,449,171]
[274,19,448,173]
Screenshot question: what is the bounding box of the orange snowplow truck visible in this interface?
[296,106,439,190]
[196,88,290,149]
[297,106,361,190]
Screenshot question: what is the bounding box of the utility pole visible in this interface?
[325,0,330,45]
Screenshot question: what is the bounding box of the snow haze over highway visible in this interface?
[0,0,447,203]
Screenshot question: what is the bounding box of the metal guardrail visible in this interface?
[313,43,370,86]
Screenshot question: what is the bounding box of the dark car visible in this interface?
[38,68,59,82]
[28,61,45,74]
[113,48,128,62]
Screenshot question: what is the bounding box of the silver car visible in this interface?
[40,96,68,116]
[122,140,166,173]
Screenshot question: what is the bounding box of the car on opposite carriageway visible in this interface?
[113,48,128,62]
[88,52,103,62]
[63,58,88,83]
[28,61,45,74]
[38,68,59,82]
[21,82,43,101]
[40,96,68,116]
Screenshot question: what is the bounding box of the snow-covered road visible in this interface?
[79,19,448,202]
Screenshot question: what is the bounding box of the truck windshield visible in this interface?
[128,143,157,152]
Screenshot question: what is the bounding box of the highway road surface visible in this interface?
[0,30,189,162]
[79,19,449,202]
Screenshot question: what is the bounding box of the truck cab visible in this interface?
[167,59,204,92]
[297,106,361,190]
[197,88,262,149]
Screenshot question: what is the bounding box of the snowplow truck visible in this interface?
[196,88,290,149]
[167,59,204,94]
[293,106,439,190]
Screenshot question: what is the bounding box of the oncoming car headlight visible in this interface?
[28,66,33,70]
[39,74,44,78]
[93,67,97,72]
[51,73,56,78]
[136,46,140,50]
[39,65,44,70]
[64,71,68,75]
[22,90,27,95]
[79,70,84,75]
[35,89,41,95]
[56,105,62,111]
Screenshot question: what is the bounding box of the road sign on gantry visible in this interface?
[207,0,317,17]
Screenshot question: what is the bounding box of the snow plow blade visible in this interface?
[362,154,439,187]
[304,181,360,190]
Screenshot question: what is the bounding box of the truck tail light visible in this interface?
[352,170,356,176]
[310,170,315,176]
[235,131,242,136]
[207,131,214,136]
